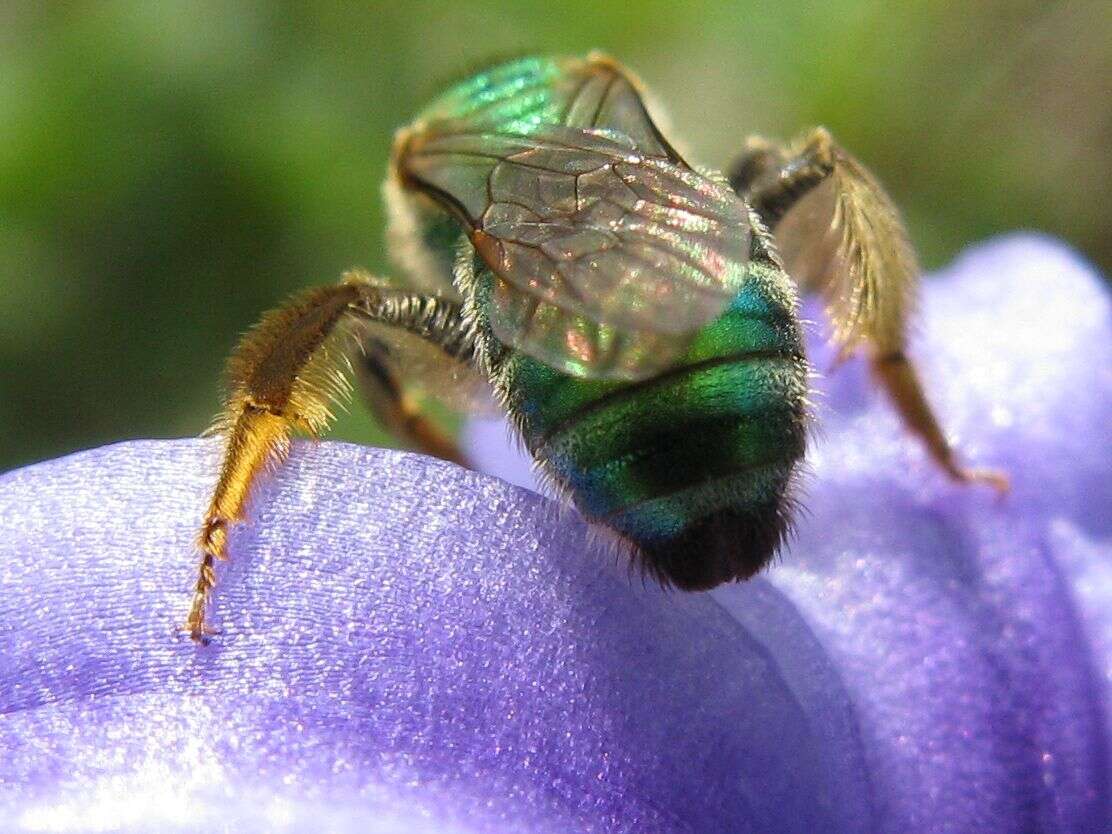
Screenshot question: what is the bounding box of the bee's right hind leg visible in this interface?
[729,128,1008,493]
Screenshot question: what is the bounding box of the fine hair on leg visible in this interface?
[186,274,476,641]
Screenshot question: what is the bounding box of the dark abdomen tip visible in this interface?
[636,500,792,590]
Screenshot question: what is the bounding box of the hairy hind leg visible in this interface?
[730,128,1007,491]
[187,273,474,641]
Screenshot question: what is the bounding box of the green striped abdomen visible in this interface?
[490,262,809,588]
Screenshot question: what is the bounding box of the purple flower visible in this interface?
[1,234,1109,833]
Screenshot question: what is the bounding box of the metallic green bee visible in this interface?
[186,53,1006,640]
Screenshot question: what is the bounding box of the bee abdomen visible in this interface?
[539,348,808,588]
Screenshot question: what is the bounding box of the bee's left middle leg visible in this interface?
[729,128,1008,491]
[353,336,471,469]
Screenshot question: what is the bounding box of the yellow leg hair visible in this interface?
[187,282,365,640]
[186,275,471,641]
[732,127,1008,492]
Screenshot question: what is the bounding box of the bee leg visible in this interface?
[354,345,471,469]
[730,128,1008,492]
[347,269,483,472]
[187,272,474,642]
[728,132,833,230]
[869,350,1009,491]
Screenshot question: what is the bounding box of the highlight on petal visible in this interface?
[766,234,1112,833]
[805,232,1112,520]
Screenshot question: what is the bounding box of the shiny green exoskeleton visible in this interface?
[187,52,1006,640]
[477,261,807,587]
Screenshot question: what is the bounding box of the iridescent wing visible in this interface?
[395,57,752,380]
[417,53,681,161]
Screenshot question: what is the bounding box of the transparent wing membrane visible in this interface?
[399,127,750,377]
[485,273,694,380]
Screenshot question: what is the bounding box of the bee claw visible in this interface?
[184,591,222,644]
[953,465,1011,497]
[182,621,222,645]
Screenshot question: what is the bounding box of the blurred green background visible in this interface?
[1,0,1108,471]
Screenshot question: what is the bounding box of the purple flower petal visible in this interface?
[767,233,1112,832]
[1,234,1109,833]
[1,442,864,833]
